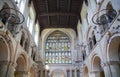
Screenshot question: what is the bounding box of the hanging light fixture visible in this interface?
[0,8,25,36]
[92,9,117,25]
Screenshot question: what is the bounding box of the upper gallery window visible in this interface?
[45,30,71,64]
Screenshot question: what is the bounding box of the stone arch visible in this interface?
[51,69,65,77]
[106,34,120,77]
[14,54,27,77]
[0,33,14,77]
[43,29,73,43]
[46,30,71,41]
[0,36,9,61]
[16,54,27,71]
[0,32,14,61]
[42,29,76,46]
[107,35,120,61]
[91,55,105,77]
[83,66,89,77]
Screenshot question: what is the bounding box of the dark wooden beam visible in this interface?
[45,0,50,26]
[39,13,79,18]
[67,0,71,26]
[57,0,60,25]
[68,0,71,11]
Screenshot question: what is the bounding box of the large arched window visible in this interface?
[45,30,71,64]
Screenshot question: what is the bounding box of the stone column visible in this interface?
[90,71,101,77]
[102,62,112,77]
[0,61,16,77]
[0,61,9,77]
[109,61,120,77]
[103,61,120,77]
[15,71,28,77]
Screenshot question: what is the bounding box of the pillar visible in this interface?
[0,61,16,77]
[109,61,120,77]
[103,61,120,77]
[102,62,112,77]
[90,71,101,77]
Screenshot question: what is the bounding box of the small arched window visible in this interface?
[20,32,25,46]
[92,32,97,45]
[45,30,71,64]
[0,3,10,24]
[88,31,97,50]
[106,2,117,23]
[24,39,29,53]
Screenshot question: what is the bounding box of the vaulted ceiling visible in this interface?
[32,0,84,34]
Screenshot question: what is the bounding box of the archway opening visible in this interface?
[84,66,88,77]
[108,36,120,76]
[92,56,105,77]
[0,38,9,61]
[14,55,27,77]
[108,36,120,61]
[0,37,9,77]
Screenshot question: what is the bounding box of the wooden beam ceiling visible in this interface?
[33,0,83,34]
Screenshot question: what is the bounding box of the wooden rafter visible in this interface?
[67,0,71,26]
[39,12,79,18]
[45,0,50,26]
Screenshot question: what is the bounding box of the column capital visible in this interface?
[9,61,17,67]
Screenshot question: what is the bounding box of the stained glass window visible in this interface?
[45,30,71,64]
